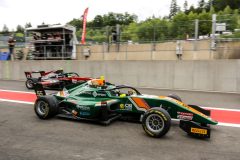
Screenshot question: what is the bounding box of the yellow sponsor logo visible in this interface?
[120,104,124,109]
[191,128,207,135]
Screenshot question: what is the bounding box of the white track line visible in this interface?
[0,89,34,94]
[0,98,34,105]
[217,122,240,128]
[202,106,240,112]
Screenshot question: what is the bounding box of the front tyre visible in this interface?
[142,107,171,138]
[34,96,58,119]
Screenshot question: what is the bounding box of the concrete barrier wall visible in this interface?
[0,60,240,93]
[77,40,215,60]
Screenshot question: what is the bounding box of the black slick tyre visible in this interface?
[168,94,182,102]
[34,95,58,119]
[142,107,171,138]
[25,79,35,89]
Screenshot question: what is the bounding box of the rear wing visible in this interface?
[33,82,46,97]
[24,71,46,79]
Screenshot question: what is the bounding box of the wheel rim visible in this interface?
[27,80,33,88]
[146,114,164,134]
[36,101,48,116]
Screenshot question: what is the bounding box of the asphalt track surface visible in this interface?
[0,80,240,160]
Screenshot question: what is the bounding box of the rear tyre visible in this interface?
[142,107,171,138]
[25,79,35,89]
[168,94,182,102]
[34,95,58,119]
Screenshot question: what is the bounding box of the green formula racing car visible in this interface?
[33,78,218,138]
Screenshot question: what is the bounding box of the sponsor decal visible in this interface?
[165,97,208,119]
[79,112,90,116]
[119,104,133,111]
[77,105,90,111]
[120,104,124,109]
[81,91,92,95]
[36,91,44,96]
[177,112,193,120]
[125,104,133,111]
[92,91,106,97]
[191,127,207,135]
[93,91,97,97]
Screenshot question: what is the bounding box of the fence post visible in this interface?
[44,45,46,60]
[211,14,217,50]
[102,43,105,60]
[125,42,128,60]
[211,14,217,59]
[194,19,199,51]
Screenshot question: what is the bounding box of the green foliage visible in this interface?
[68,18,83,30]
[66,1,240,44]
[221,31,240,38]
[198,10,211,35]
[212,0,240,12]
[170,12,191,39]
[2,24,9,34]
[16,25,24,33]
[169,0,179,18]
[15,32,24,37]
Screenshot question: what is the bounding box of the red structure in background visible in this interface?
[81,8,89,44]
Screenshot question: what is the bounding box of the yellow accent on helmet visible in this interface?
[120,94,126,98]
[100,76,105,80]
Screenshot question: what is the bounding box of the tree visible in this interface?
[2,24,9,34]
[169,0,179,18]
[212,0,240,12]
[183,0,188,12]
[16,25,24,33]
[198,0,206,9]
[68,18,83,30]
[198,10,211,35]
[185,5,196,14]
[170,12,190,39]
[25,22,32,28]
[102,12,136,26]
[92,15,104,28]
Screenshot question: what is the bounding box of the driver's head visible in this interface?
[128,90,134,95]
[56,68,63,74]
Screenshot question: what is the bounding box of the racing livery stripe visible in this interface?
[131,97,150,110]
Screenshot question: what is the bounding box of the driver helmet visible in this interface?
[88,79,105,87]
[55,68,64,74]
